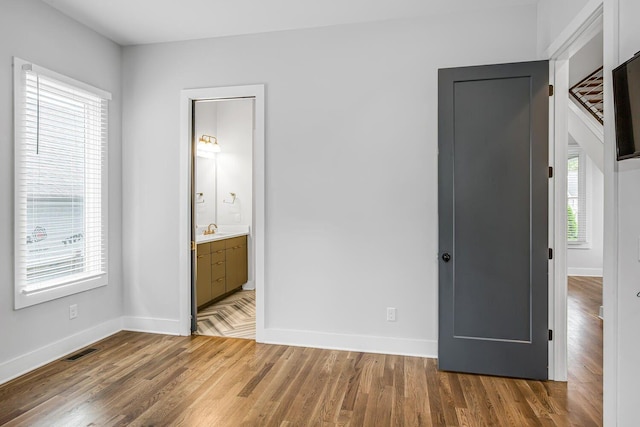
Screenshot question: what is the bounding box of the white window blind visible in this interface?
[14,57,110,309]
[567,147,587,244]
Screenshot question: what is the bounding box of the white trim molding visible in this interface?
[178,85,265,340]
[542,0,604,60]
[544,0,605,384]
[262,329,437,359]
[568,268,603,277]
[122,317,182,336]
[0,318,122,386]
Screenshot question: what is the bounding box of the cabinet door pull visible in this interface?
[197,255,205,259]
[216,278,224,282]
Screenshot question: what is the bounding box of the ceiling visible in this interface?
[42,0,539,46]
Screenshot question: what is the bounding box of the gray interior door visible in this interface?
[438,61,549,380]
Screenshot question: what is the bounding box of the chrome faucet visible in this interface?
[203,223,218,235]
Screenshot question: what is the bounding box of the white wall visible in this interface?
[539,0,640,422]
[615,0,640,422]
[195,102,218,227]
[567,148,604,276]
[569,31,603,86]
[537,0,593,55]
[0,0,123,382]
[194,99,253,228]
[216,99,253,226]
[122,5,538,354]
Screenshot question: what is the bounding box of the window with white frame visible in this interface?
[567,146,587,245]
[14,58,110,309]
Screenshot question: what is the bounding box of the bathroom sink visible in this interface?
[195,225,250,243]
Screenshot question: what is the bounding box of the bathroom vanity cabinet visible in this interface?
[196,235,248,308]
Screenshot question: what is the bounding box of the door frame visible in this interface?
[438,61,550,380]
[178,85,266,341]
[544,2,613,414]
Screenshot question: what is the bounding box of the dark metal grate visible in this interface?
[569,66,604,125]
[65,348,98,361]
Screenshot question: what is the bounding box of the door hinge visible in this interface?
[549,329,553,341]
[549,166,553,178]
[191,241,196,251]
[549,85,554,96]
[549,248,553,260]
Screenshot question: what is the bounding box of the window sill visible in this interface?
[15,274,107,309]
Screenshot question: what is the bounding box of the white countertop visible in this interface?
[195,225,250,244]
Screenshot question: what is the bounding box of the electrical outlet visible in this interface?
[386,307,397,322]
[69,304,78,320]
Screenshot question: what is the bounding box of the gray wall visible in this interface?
[122,4,538,354]
[0,0,123,380]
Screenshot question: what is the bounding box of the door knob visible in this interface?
[442,252,451,263]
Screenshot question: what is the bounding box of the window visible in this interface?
[567,147,587,245]
[14,58,110,309]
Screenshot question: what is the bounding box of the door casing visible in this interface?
[178,85,266,340]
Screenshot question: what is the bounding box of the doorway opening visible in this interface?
[178,85,265,342]
[564,27,605,400]
[546,3,604,413]
[193,98,255,339]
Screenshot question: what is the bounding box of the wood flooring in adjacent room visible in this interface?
[0,277,602,426]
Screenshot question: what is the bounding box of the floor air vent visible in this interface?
[65,348,98,361]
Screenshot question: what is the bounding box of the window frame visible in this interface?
[567,145,590,248]
[13,57,110,309]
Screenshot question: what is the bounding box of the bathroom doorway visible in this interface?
[192,98,255,339]
[178,85,265,341]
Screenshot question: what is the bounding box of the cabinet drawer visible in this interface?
[196,253,211,306]
[212,262,225,280]
[197,242,210,255]
[210,248,225,264]
[210,240,226,253]
[212,275,226,299]
[211,254,225,270]
[225,235,247,249]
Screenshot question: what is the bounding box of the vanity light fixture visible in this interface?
[197,134,221,158]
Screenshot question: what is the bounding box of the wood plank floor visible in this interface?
[197,290,255,339]
[0,277,602,426]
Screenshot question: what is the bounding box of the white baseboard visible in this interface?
[242,281,255,290]
[568,267,603,277]
[0,317,122,386]
[261,328,437,358]
[122,316,182,336]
